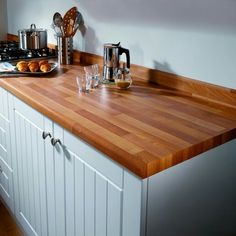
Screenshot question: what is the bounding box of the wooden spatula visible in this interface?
[63,6,77,37]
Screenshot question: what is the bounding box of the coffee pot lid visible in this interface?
[104,42,121,48]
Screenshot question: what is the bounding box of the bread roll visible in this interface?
[17,62,28,72]
[16,61,27,69]
[28,62,39,72]
[40,63,51,72]
[39,60,48,67]
[28,60,37,66]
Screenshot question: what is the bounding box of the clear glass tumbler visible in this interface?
[84,64,100,88]
[76,74,92,93]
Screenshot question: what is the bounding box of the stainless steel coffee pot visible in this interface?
[103,42,130,81]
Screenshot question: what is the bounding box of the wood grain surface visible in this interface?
[1,62,236,178]
[0,201,23,236]
[7,33,236,109]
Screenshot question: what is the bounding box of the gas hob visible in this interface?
[0,41,56,62]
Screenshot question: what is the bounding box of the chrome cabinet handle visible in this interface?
[0,165,3,173]
[51,138,62,146]
[42,131,52,140]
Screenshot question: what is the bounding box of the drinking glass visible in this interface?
[76,74,92,93]
[84,64,100,88]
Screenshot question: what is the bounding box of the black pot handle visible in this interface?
[119,47,130,68]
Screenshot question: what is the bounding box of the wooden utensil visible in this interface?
[63,7,77,37]
[71,11,83,37]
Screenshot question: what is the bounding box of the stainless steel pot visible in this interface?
[18,24,47,50]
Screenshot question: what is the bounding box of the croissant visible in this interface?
[28,62,39,72]
[16,61,27,69]
[39,60,48,67]
[28,60,37,66]
[40,63,51,72]
[17,62,28,72]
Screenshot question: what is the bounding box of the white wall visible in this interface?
[0,0,7,40]
[6,0,236,89]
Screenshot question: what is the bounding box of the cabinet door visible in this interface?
[14,98,51,236]
[45,123,65,236]
[0,87,14,212]
[62,129,124,236]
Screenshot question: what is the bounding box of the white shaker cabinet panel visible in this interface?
[63,129,123,189]
[0,113,13,210]
[50,123,65,236]
[0,87,14,212]
[0,157,13,210]
[13,98,50,236]
[63,140,123,236]
[0,87,12,168]
[0,87,9,120]
[63,129,144,236]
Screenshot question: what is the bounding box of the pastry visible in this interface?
[17,62,28,72]
[40,63,51,72]
[16,61,27,69]
[28,62,39,72]
[28,60,37,66]
[39,60,48,67]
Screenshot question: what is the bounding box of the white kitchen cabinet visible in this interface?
[0,87,14,212]
[11,92,143,236]
[61,127,142,236]
[13,97,50,236]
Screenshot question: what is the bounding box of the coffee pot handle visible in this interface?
[119,47,130,68]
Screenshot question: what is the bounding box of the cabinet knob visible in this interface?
[51,138,62,146]
[42,131,52,140]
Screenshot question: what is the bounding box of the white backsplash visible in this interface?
[4,0,236,89]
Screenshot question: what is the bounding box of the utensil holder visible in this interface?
[57,36,73,65]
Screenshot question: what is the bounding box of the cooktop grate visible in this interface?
[0,41,56,62]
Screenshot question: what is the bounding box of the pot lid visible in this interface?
[18,24,47,32]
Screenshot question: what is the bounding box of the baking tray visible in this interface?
[0,62,58,75]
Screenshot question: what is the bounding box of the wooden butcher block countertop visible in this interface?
[1,64,236,178]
